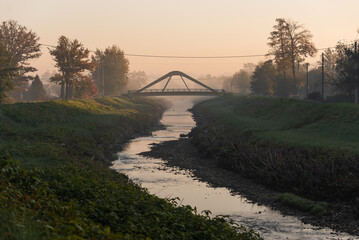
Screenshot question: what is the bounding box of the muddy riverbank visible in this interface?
[141,137,359,236]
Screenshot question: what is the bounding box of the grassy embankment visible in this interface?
[190,95,359,208]
[0,96,261,239]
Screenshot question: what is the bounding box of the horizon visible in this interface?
[2,0,359,80]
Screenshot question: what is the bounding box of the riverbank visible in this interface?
[0,96,260,239]
[141,138,359,236]
[190,95,359,204]
[141,95,359,236]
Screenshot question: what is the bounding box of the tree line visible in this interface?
[228,18,359,102]
[0,20,145,103]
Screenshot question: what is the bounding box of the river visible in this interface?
[111,97,357,240]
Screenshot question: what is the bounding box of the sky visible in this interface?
[1,0,359,80]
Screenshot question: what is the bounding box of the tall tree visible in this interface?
[268,18,317,95]
[0,20,41,86]
[49,36,94,99]
[250,60,276,96]
[25,75,47,101]
[91,45,129,96]
[0,42,17,103]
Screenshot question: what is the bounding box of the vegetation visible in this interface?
[250,60,276,96]
[0,42,17,103]
[0,20,41,82]
[267,18,317,95]
[24,75,48,101]
[0,96,261,239]
[49,36,94,99]
[277,193,328,216]
[91,46,129,96]
[335,42,359,96]
[126,70,148,91]
[190,95,359,204]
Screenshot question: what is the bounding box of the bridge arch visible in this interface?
[128,71,225,96]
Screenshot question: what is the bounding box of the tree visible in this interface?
[250,60,276,96]
[268,18,317,95]
[0,42,17,103]
[126,71,148,90]
[25,75,47,101]
[74,76,98,98]
[335,41,359,96]
[91,45,129,96]
[0,20,41,86]
[49,36,94,99]
[231,70,251,93]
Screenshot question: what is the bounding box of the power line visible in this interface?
[39,43,338,59]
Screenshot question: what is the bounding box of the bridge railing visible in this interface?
[128,88,225,94]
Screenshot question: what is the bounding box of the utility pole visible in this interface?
[97,61,101,97]
[322,52,325,101]
[102,64,105,97]
[355,41,358,104]
[306,63,309,99]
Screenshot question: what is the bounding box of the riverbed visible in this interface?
[111,97,357,240]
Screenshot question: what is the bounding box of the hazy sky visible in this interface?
[1,0,359,79]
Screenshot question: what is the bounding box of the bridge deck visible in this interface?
[129,88,225,96]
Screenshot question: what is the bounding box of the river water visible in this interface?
[111,97,357,240]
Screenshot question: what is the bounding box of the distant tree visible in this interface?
[335,41,359,96]
[307,67,322,94]
[268,18,317,95]
[127,71,148,90]
[231,70,251,93]
[0,42,17,103]
[25,75,47,101]
[250,60,276,96]
[91,45,129,96]
[0,20,41,90]
[243,63,256,74]
[49,36,94,99]
[74,76,98,98]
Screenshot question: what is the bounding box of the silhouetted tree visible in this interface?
[0,42,17,103]
[268,18,317,95]
[49,36,94,99]
[250,60,276,96]
[0,20,41,99]
[91,45,129,96]
[335,41,359,96]
[25,75,47,101]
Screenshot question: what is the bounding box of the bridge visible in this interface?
[128,71,225,96]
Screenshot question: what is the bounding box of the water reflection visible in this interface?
[112,97,356,240]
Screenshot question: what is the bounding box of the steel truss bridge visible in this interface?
[128,71,226,96]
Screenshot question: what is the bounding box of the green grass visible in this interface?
[0,96,165,168]
[277,193,328,216]
[0,96,261,239]
[194,95,359,154]
[190,95,359,203]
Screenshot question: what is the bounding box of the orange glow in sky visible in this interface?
[1,0,359,78]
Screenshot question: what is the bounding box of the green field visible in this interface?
[191,95,359,202]
[194,95,359,152]
[0,96,261,239]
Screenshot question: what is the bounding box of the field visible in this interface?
[0,96,260,239]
